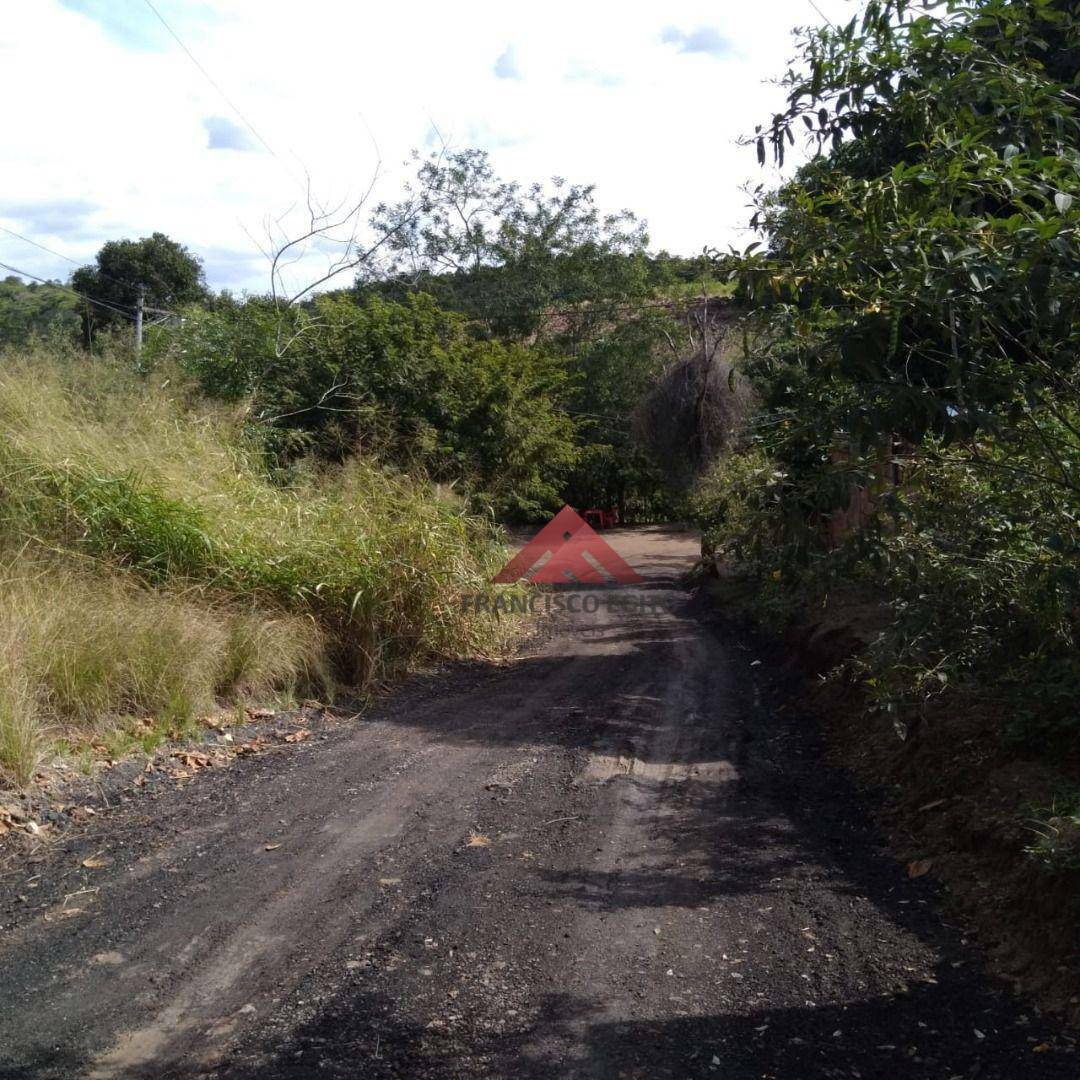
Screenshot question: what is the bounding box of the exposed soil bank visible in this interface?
[757,585,1080,1028]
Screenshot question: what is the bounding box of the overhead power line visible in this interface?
[0,225,82,267]
[806,0,837,29]
[0,224,158,294]
[0,260,147,322]
[141,0,300,184]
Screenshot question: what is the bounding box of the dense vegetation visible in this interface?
[0,149,731,519]
[0,350,511,782]
[694,0,1079,854]
[72,232,208,341]
[0,276,80,347]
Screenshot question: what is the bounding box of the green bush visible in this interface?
[854,434,1078,743]
[151,293,579,518]
[699,0,1080,753]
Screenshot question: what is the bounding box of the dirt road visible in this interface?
[0,527,1074,1078]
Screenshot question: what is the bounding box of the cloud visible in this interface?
[0,198,99,238]
[58,0,221,51]
[660,25,735,59]
[202,116,259,152]
[462,120,530,151]
[200,246,268,292]
[565,63,623,89]
[4,0,849,294]
[493,44,521,80]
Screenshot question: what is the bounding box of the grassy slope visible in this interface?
[0,349,511,783]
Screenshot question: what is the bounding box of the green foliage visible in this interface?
[692,448,782,565]
[0,350,517,705]
[361,150,682,516]
[157,292,579,518]
[367,148,650,337]
[136,149,700,521]
[0,275,81,348]
[558,312,673,513]
[158,294,277,399]
[72,232,207,337]
[1025,791,1080,874]
[705,0,1080,749]
[742,0,1080,448]
[855,433,1078,741]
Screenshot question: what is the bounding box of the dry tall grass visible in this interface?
[0,349,511,784]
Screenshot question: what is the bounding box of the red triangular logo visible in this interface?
[494,506,643,585]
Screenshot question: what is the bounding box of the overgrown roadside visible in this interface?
[681,0,1080,1034]
[0,351,515,788]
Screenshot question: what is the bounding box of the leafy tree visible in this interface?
[744,0,1080,448]
[364,148,694,517]
[711,0,1080,740]
[161,292,578,518]
[559,313,674,513]
[366,149,650,336]
[72,232,208,339]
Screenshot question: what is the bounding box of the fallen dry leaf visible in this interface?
[246,707,275,720]
[173,751,213,769]
[234,740,263,757]
[466,832,491,848]
[81,855,113,869]
[264,843,282,851]
[907,858,934,878]
[283,729,311,744]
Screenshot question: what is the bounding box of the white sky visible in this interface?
[0,0,856,296]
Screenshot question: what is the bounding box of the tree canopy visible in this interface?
[365,148,651,336]
[72,232,207,336]
[0,275,80,348]
[700,0,1079,744]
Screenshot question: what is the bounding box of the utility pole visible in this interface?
[134,283,145,363]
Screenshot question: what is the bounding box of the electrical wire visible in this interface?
[806,0,837,29]
[0,225,82,267]
[141,0,303,189]
[0,224,153,294]
[0,260,143,321]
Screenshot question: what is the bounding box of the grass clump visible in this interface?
[0,350,512,784]
[0,556,325,783]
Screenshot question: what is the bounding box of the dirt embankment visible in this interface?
[745,584,1080,1026]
